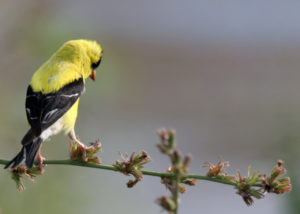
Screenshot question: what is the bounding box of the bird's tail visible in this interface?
[4,138,42,169]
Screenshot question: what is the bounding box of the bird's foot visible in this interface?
[69,139,102,164]
[75,141,98,162]
[37,153,46,172]
[77,143,89,162]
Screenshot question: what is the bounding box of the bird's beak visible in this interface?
[90,70,96,81]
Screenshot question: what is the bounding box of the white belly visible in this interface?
[40,118,64,140]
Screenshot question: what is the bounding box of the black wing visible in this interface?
[25,78,84,137]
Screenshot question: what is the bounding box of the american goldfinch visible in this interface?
[5,39,103,170]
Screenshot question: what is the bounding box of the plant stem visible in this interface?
[173,170,180,214]
[0,159,261,188]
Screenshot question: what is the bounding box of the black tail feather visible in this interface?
[4,147,25,169]
[4,138,42,169]
[25,138,42,168]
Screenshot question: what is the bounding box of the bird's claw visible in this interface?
[37,154,46,172]
[70,139,102,164]
[79,145,88,162]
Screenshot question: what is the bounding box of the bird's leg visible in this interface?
[37,146,45,171]
[68,131,88,162]
[76,140,88,162]
[68,135,74,151]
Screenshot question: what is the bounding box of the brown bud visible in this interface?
[156,196,176,212]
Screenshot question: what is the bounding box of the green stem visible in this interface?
[173,171,180,214]
[0,159,260,188]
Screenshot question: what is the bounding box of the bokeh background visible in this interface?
[0,0,299,213]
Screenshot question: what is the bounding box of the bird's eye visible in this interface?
[92,58,102,69]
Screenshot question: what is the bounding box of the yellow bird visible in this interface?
[5,39,103,170]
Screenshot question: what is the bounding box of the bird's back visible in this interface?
[30,41,90,93]
[30,58,82,93]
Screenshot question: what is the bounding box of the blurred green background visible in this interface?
[0,0,299,213]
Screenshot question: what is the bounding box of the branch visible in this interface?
[0,159,237,186]
[1,129,292,213]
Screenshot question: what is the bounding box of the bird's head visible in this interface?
[58,39,103,81]
[83,40,103,81]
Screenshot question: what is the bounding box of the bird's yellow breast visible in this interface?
[61,99,80,133]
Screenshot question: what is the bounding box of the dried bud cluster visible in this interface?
[203,158,292,206]
[156,195,177,213]
[262,160,292,194]
[113,151,151,188]
[235,169,265,206]
[10,166,42,191]
[70,140,102,164]
[156,129,196,213]
[203,158,230,177]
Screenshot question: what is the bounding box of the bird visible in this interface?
[4,39,103,170]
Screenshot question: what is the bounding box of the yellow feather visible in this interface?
[31,39,102,93]
[30,39,102,133]
[62,99,80,134]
